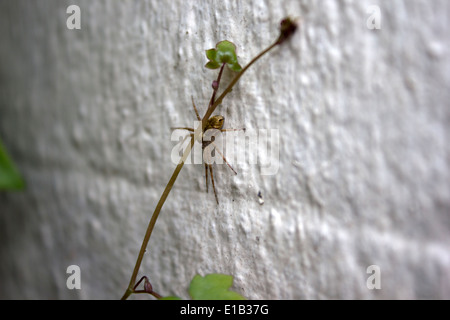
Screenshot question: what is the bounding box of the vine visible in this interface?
[121,17,297,300]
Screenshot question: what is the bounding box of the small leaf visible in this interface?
[227,62,243,73]
[205,49,218,63]
[205,40,242,72]
[0,139,25,191]
[160,296,182,300]
[205,61,220,69]
[189,274,246,300]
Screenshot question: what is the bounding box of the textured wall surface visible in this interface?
[0,0,449,299]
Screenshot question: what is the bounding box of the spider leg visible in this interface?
[209,165,219,205]
[173,133,194,155]
[191,96,201,121]
[220,128,246,132]
[205,164,209,193]
[171,127,194,132]
[209,141,237,175]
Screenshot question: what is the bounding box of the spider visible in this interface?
[172,97,244,204]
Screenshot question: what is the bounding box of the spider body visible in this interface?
[172,98,243,204]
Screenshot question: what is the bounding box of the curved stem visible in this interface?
[202,40,278,121]
[208,63,226,109]
[121,137,194,300]
[121,39,280,300]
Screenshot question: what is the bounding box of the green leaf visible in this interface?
[205,61,220,69]
[0,139,25,191]
[189,274,246,300]
[205,40,242,72]
[160,296,182,300]
[227,61,243,73]
[205,48,217,62]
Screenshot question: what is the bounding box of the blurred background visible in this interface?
[0,0,449,299]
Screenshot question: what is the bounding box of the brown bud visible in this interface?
[276,17,298,45]
[144,277,153,293]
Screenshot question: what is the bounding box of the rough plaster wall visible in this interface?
[0,0,449,299]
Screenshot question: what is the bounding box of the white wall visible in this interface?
[0,0,449,299]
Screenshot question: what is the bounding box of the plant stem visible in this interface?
[121,39,280,301]
[208,63,226,109]
[120,138,194,300]
[202,40,278,121]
